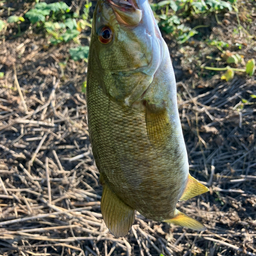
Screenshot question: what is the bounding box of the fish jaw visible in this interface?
[106,0,142,26]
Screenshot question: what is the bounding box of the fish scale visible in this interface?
[87,0,209,237]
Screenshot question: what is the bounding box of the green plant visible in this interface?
[203,57,255,81]
[207,39,229,51]
[25,2,90,45]
[45,18,80,45]
[151,0,235,43]
[69,46,89,61]
[83,0,92,21]
[7,15,24,34]
[25,2,70,24]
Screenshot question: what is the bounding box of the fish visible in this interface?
[86,0,209,237]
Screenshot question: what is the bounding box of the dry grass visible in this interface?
[0,0,256,255]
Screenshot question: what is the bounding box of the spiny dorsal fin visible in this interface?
[164,209,206,231]
[101,184,135,237]
[180,174,209,201]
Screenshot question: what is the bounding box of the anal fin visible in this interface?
[164,209,206,231]
[180,174,209,201]
[101,184,135,237]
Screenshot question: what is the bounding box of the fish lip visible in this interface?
[106,0,139,11]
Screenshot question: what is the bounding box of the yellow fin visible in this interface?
[180,174,209,201]
[146,107,170,148]
[165,209,206,231]
[101,184,135,237]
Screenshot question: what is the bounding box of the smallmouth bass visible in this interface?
[87,0,209,237]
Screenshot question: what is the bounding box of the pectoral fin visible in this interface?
[146,107,171,148]
[101,184,135,237]
[165,209,206,231]
[180,174,209,201]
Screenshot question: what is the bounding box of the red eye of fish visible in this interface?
[98,26,113,44]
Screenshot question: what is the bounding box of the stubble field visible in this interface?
[0,0,255,255]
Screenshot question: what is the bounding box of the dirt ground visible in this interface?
[0,0,256,255]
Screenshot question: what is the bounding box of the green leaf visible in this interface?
[192,1,207,12]
[250,94,256,99]
[34,2,48,10]
[69,46,89,61]
[221,69,234,81]
[227,55,239,64]
[47,2,70,12]
[0,72,4,78]
[206,0,232,11]
[62,29,80,42]
[7,15,20,23]
[157,1,172,7]
[25,9,48,24]
[0,20,5,32]
[178,29,198,44]
[245,59,255,76]
[50,38,62,45]
[169,15,180,25]
[169,0,178,12]
[65,18,77,30]
[45,21,63,32]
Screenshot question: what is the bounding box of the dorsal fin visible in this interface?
[165,209,206,231]
[101,184,135,237]
[180,174,209,201]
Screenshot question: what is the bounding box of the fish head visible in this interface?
[89,0,164,105]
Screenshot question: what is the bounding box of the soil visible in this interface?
[0,0,255,255]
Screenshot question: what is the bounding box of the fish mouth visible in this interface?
[106,0,142,26]
[108,0,139,10]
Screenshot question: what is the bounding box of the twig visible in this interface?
[107,243,117,256]
[52,149,64,172]
[15,118,55,127]
[28,132,49,171]
[0,177,8,195]
[213,187,245,193]
[123,238,132,256]
[0,144,25,159]
[204,237,256,256]
[69,151,91,162]
[0,207,92,227]
[132,226,144,256]
[19,163,41,190]
[14,65,28,113]
[45,157,52,205]
[137,228,162,254]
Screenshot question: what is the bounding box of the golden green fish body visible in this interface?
[87,0,208,236]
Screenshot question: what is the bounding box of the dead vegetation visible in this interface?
[0,0,256,255]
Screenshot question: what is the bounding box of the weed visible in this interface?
[207,39,229,52]
[151,0,235,43]
[7,15,24,34]
[69,46,89,61]
[203,56,255,81]
[24,1,91,45]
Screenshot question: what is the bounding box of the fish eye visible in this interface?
[98,26,113,44]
